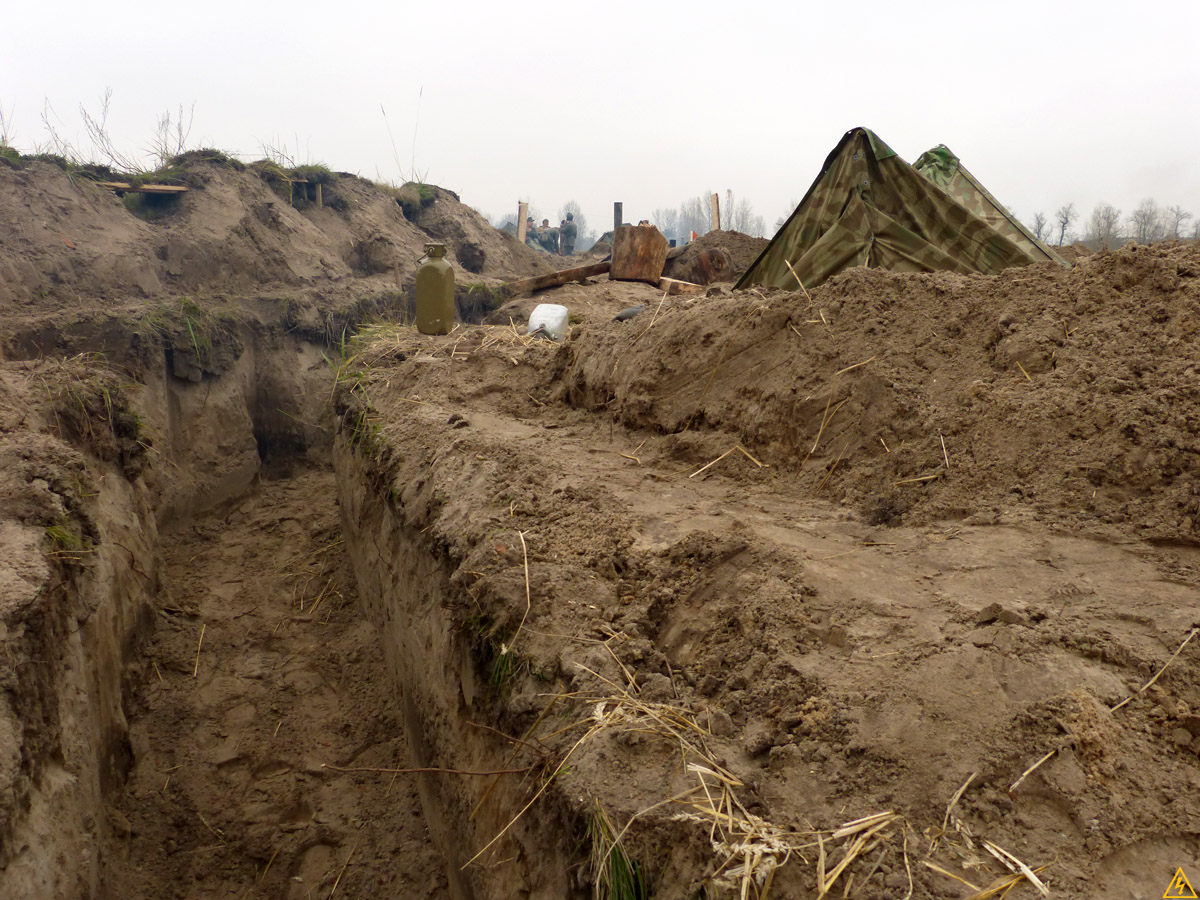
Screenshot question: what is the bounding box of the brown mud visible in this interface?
[104,467,448,898]
[1,151,1198,900]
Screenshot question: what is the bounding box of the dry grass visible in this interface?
[462,649,1056,898]
[348,321,544,372]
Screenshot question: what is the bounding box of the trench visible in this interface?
[0,319,541,900]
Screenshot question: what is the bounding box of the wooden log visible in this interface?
[610,225,669,284]
[658,277,705,296]
[503,261,611,296]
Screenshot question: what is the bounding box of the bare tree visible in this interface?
[678,195,712,242]
[723,190,766,237]
[773,199,799,234]
[1032,211,1049,242]
[1086,203,1123,249]
[651,207,679,243]
[1127,198,1163,245]
[1054,203,1076,246]
[1165,205,1193,240]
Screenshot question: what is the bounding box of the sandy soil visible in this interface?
[0,156,553,329]
[335,243,1200,899]
[2,149,1199,900]
[103,467,449,898]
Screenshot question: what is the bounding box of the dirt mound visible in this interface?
[335,311,1200,899]
[1056,241,1095,262]
[560,241,1200,544]
[0,159,551,324]
[662,228,769,283]
[405,185,558,279]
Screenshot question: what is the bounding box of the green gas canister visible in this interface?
[415,243,454,335]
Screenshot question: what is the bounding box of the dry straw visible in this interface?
[464,668,1054,899]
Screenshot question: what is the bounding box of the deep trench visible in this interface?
[105,462,451,898]
[3,324,476,900]
[125,336,455,898]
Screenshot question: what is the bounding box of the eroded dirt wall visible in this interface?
[1,324,347,898]
[0,440,159,899]
[334,436,578,900]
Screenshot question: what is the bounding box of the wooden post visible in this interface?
[614,202,623,234]
[314,183,323,209]
[611,225,670,284]
[517,201,529,244]
[710,192,720,231]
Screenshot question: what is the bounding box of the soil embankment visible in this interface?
[332,243,1200,899]
[2,148,1199,900]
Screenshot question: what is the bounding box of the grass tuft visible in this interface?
[45,523,82,551]
[588,802,649,900]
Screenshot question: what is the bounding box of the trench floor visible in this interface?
[103,465,449,899]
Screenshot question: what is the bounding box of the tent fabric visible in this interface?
[737,128,1063,291]
[913,144,1064,265]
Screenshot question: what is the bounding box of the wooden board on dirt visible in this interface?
[98,182,189,194]
[658,277,705,296]
[503,261,611,296]
[610,225,669,284]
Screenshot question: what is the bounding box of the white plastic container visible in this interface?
[527,303,570,342]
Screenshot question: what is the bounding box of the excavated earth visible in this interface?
[1,153,1199,900]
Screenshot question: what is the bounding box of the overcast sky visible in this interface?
[6,0,1200,239]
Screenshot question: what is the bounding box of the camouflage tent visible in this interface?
[737,128,1065,291]
[912,144,1063,264]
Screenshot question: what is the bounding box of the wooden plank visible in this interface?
[503,261,611,296]
[658,277,705,296]
[98,181,189,194]
[517,201,529,245]
[710,192,720,231]
[610,225,669,283]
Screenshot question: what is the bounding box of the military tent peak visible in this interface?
[912,144,1064,265]
[736,127,1065,291]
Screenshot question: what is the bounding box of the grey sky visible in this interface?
[6,0,1200,239]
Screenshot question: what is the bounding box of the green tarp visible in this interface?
[913,144,1063,264]
[737,128,1065,291]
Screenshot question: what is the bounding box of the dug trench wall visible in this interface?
[0,151,569,897]
[0,424,159,899]
[0,313,360,898]
[334,437,579,900]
